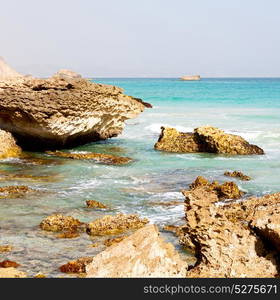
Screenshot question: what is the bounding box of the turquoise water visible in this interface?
[0,78,280,276]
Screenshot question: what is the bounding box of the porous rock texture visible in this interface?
[86,225,187,277]
[0,129,22,159]
[0,267,26,278]
[155,126,264,155]
[179,186,280,277]
[86,213,149,236]
[0,71,151,150]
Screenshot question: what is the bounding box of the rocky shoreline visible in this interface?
[0,59,279,278]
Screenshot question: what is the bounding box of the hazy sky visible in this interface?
[1,0,280,77]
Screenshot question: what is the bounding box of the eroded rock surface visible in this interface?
[86,225,187,277]
[0,129,22,159]
[40,214,83,232]
[0,73,150,150]
[179,187,280,277]
[0,267,26,278]
[46,151,132,165]
[86,213,149,236]
[224,170,251,181]
[155,126,264,155]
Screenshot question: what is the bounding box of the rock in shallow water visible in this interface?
[86,213,149,236]
[46,151,132,165]
[86,225,187,277]
[40,214,83,233]
[155,126,264,155]
[0,73,151,150]
[224,170,251,181]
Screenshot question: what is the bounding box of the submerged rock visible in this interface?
[40,214,83,232]
[86,213,149,236]
[0,245,13,253]
[0,129,22,159]
[154,126,264,155]
[86,200,108,209]
[86,225,187,277]
[0,72,150,150]
[103,236,125,247]
[59,257,93,274]
[189,176,244,200]
[0,185,34,198]
[224,171,251,181]
[46,151,132,165]
[0,267,26,278]
[180,187,280,277]
[0,260,20,268]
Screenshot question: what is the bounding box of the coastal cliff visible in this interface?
[0,69,151,150]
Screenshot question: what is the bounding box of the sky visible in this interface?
[1,0,280,77]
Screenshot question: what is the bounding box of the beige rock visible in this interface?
[86,225,187,277]
[0,129,22,159]
[0,73,151,150]
[86,213,149,236]
[40,214,82,232]
[154,126,264,155]
[0,267,26,278]
[52,69,82,79]
[180,188,279,277]
[224,171,251,181]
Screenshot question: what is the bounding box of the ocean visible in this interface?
[0,78,280,276]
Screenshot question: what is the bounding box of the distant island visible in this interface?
[180,75,201,81]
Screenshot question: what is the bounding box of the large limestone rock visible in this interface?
[0,73,151,150]
[0,129,22,159]
[0,267,26,278]
[0,57,22,79]
[86,225,187,277]
[154,126,264,155]
[179,187,280,277]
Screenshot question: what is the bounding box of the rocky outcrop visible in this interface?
[46,151,132,165]
[0,185,34,198]
[0,129,22,159]
[224,171,251,181]
[154,127,201,153]
[86,200,108,209]
[0,57,22,79]
[180,75,200,81]
[0,73,151,150]
[179,187,280,277]
[86,213,149,236]
[189,176,244,200]
[59,257,93,274]
[52,69,82,79]
[40,214,83,232]
[154,126,264,155]
[86,225,187,277]
[0,267,26,278]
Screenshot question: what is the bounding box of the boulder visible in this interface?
[0,129,22,159]
[86,225,187,277]
[86,213,149,236]
[224,171,251,181]
[0,72,151,150]
[86,200,108,209]
[40,214,83,232]
[154,127,201,153]
[179,187,280,277]
[154,126,264,155]
[59,257,93,274]
[0,267,26,278]
[194,126,264,155]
